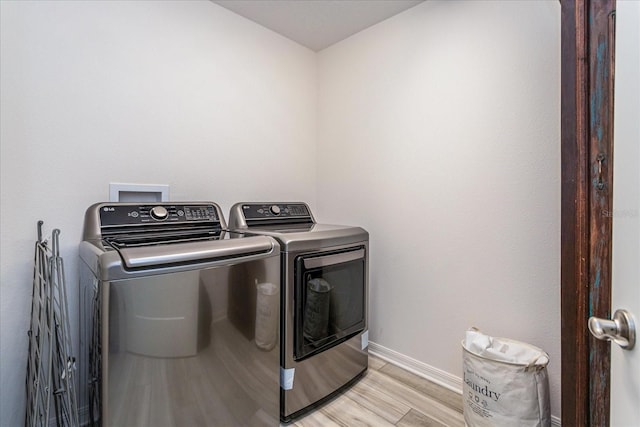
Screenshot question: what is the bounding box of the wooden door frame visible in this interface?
[561,0,616,425]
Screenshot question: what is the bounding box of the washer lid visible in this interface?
[79,233,279,281]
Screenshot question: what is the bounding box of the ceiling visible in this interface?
[212,0,425,51]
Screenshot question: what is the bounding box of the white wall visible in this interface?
[0,2,316,425]
[316,0,561,419]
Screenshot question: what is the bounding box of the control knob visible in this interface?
[269,205,281,215]
[150,206,169,221]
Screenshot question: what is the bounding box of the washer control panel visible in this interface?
[100,204,219,226]
[241,203,310,220]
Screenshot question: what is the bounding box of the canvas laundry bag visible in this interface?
[462,329,550,427]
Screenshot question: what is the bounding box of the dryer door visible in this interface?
[294,246,366,360]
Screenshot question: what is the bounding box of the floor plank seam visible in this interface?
[288,355,464,427]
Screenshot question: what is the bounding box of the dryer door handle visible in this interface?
[303,248,365,269]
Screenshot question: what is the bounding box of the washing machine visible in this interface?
[78,202,281,426]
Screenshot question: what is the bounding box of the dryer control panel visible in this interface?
[229,202,315,229]
[241,203,310,220]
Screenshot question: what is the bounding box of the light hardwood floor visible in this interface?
[288,355,464,427]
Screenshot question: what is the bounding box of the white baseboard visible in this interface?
[369,340,463,393]
[368,341,561,427]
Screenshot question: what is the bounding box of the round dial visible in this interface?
[150,206,169,221]
[269,205,281,215]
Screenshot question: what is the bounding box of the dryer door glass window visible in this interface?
[294,247,366,360]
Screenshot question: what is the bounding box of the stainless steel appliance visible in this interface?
[78,202,281,427]
[228,202,369,422]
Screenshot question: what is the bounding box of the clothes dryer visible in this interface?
[229,202,369,422]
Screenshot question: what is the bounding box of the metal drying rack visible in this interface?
[25,221,79,427]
